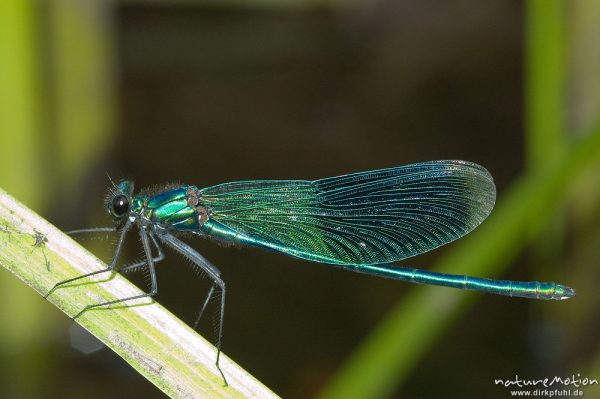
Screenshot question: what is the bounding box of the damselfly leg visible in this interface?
[44,220,133,299]
[157,231,228,385]
[120,233,165,274]
[71,226,159,318]
[46,222,228,385]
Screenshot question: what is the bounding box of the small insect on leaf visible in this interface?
[32,229,50,271]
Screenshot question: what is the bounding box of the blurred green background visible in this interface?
[1,1,599,398]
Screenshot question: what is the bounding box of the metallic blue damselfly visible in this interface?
[45,160,575,383]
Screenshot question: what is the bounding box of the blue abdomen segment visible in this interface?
[143,186,201,231]
[352,264,575,300]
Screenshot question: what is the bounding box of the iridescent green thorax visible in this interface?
[134,185,203,231]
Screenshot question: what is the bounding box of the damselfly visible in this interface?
[45,160,575,383]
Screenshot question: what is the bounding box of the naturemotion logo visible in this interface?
[494,374,598,397]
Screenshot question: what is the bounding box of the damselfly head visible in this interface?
[105,180,135,223]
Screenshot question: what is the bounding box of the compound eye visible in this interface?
[111,195,129,217]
